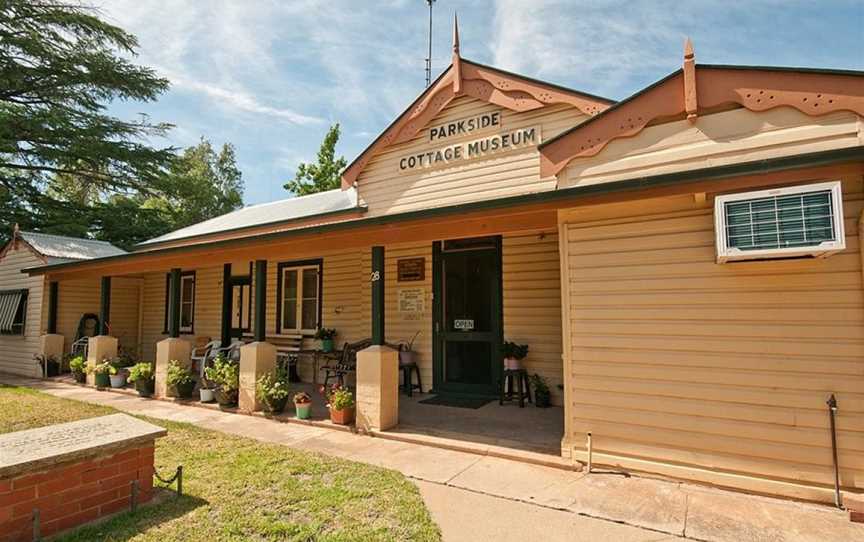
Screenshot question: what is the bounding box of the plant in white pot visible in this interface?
[398,331,421,366]
[502,341,528,370]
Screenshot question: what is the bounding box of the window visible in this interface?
[714,181,845,263]
[277,260,322,334]
[0,289,27,335]
[231,281,251,333]
[163,271,196,333]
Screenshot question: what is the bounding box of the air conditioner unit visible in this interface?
[714,181,845,263]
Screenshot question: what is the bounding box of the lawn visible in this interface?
[0,385,441,542]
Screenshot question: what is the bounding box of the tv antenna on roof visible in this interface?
[424,0,436,87]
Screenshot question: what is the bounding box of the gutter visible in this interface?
[24,145,864,276]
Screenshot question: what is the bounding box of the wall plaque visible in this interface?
[397,257,425,282]
[398,288,425,321]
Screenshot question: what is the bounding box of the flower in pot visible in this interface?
[314,327,337,353]
[108,358,128,388]
[530,373,552,408]
[199,377,216,403]
[69,356,87,383]
[293,391,312,420]
[89,360,115,389]
[502,341,529,370]
[128,362,155,397]
[256,368,290,414]
[398,331,420,366]
[166,360,196,399]
[204,355,239,408]
[322,384,354,425]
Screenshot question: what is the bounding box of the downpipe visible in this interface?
[826,394,842,509]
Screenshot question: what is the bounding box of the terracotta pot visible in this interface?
[330,406,355,425]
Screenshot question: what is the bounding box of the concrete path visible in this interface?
[4,375,862,542]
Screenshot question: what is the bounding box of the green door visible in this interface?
[432,236,502,396]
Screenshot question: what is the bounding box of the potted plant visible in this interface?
[502,341,529,370]
[322,384,354,425]
[199,377,216,403]
[108,358,128,388]
[166,360,196,398]
[398,331,420,366]
[34,354,61,378]
[69,356,87,383]
[314,327,337,353]
[205,355,239,408]
[530,373,551,408]
[128,362,155,397]
[293,391,312,420]
[89,360,115,389]
[256,369,290,414]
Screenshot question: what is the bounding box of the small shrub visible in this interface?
[128,362,154,383]
[204,355,239,392]
[69,356,86,376]
[293,391,312,404]
[314,328,337,340]
[89,361,116,375]
[166,360,194,387]
[321,384,354,411]
[502,341,529,360]
[256,369,290,403]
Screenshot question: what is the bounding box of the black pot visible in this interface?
[135,378,155,397]
[263,395,289,414]
[94,372,111,389]
[214,388,238,408]
[170,380,196,399]
[73,371,87,384]
[535,391,551,408]
[45,360,60,377]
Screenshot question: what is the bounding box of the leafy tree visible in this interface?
[284,123,347,196]
[147,138,244,230]
[0,0,174,237]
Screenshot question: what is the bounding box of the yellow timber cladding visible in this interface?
[558,176,864,501]
[0,246,44,376]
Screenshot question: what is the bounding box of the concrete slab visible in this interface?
[684,484,864,542]
[360,439,483,484]
[446,455,583,507]
[566,473,687,536]
[416,480,678,542]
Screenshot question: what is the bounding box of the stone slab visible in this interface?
[0,413,166,478]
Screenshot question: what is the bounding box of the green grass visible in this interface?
[0,385,441,542]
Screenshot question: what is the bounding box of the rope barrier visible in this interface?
[154,465,183,496]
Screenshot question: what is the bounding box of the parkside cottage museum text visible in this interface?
[2,27,864,511]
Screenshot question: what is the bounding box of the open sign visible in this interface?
[454,319,474,331]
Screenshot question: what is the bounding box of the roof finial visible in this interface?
[452,12,460,57]
[683,37,697,122]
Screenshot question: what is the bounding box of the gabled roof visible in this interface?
[340,22,613,188]
[137,187,362,248]
[539,40,864,178]
[1,228,126,265]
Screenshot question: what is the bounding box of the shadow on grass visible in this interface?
[56,491,209,542]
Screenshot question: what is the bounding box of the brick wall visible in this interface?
[0,442,155,542]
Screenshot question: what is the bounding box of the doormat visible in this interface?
[418,395,491,409]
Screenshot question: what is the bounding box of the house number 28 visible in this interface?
[370,271,381,282]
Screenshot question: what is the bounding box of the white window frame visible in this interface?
[179,273,195,333]
[714,180,845,263]
[279,263,320,334]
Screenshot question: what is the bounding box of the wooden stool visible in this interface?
[401,362,422,397]
[499,368,532,408]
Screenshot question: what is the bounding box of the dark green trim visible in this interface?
[167,268,181,338]
[275,258,323,335]
[99,277,111,336]
[47,281,58,335]
[25,147,864,276]
[220,264,232,346]
[163,270,195,335]
[135,206,367,250]
[699,64,864,77]
[254,260,267,342]
[371,246,384,345]
[432,236,503,397]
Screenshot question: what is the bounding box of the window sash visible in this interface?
[280,264,319,333]
[179,275,195,332]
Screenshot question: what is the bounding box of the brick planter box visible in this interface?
[0,414,166,541]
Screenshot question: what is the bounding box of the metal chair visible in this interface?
[191,339,221,380]
[321,338,372,388]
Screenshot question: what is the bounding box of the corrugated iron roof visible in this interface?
[138,187,360,247]
[19,231,126,261]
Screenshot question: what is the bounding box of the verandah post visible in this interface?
[167,268,181,338]
[99,276,111,335]
[220,263,232,346]
[371,246,384,345]
[47,281,58,335]
[254,259,266,342]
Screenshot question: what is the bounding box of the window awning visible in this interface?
[0,290,25,332]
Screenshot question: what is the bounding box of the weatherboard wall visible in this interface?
[356,96,586,217]
[558,175,864,503]
[0,245,44,377]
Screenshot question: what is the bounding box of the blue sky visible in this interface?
[96,0,864,206]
